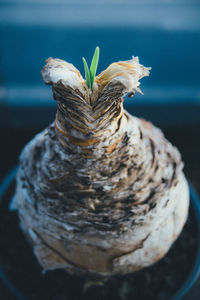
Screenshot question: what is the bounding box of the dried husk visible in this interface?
[12,56,189,277]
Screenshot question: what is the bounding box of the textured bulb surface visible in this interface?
[12,55,189,277]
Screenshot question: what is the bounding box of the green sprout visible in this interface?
[82,46,100,91]
[82,57,91,90]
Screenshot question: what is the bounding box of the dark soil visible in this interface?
[0,180,198,300]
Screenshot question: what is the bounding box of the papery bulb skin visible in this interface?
[12,56,189,277]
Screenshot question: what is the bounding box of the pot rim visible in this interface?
[171,185,200,300]
[0,166,200,300]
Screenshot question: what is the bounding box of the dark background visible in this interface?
[0,1,200,299]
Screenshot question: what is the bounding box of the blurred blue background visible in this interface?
[0,0,200,128]
[1,2,200,298]
[0,0,200,186]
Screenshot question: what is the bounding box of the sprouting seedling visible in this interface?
[82,57,91,90]
[82,46,100,91]
[90,46,100,88]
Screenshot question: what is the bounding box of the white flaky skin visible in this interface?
[12,56,189,277]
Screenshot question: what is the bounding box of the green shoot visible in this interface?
[82,46,100,91]
[90,46,100,89]
[82,57,91,89]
